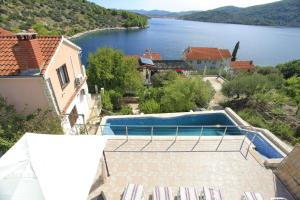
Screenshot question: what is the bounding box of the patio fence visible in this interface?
[93,124,268,158]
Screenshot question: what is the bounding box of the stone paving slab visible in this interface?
[89,139,294,200]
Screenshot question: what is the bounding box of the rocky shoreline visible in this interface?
[69,26,148,39]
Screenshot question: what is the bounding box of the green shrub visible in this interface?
[269,121,295,143]
[160,77,214,112]
[101,92,113,111]
[238,109,268,128]
[108,90,122,111]
[222,73,284,99]
[151,71,178,87]
[0,96,63,153]
[139,99,160,114]
[255,66,279,75]
[238,108,298,144]
[118,106,133,115]
[277,60,300,79]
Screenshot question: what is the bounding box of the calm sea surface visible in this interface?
[72,18,300,66]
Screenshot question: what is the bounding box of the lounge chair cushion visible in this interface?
[244,192,264,200]
[179,187,198,200]
[122,184,144,200]
[202,187,222,200]
[153,186,173,200]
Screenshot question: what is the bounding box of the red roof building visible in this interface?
[0,34,61,76]
[183,47,231,61]
[143,52,161,60]
[0,28,91,134]
[230,61,255,72]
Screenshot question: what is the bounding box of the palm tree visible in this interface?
[231,41,240,61]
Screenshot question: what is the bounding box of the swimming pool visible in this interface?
[103,112,283,159]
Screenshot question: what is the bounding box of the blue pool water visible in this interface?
[105,113,283,159]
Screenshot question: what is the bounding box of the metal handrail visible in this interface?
[216,127,227,151]
[99,124,254,128]
[99,124,263,158]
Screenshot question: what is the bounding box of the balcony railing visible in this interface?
[95,124,264,158]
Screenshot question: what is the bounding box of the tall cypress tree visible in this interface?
[231,41,240,61]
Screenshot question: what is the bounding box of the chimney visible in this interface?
[250,60,253,65]
[13,32,44,72]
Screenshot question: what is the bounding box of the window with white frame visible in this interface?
[56,64,70,89]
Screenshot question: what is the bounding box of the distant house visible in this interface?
[153,60,192,71]
[183,47,231,70]
[125,55,154,85]
[143,52,161,61]
[139,57,155,85]
[230,61,255,72]
[0,29,91,134]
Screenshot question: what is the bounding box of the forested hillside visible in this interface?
[180,0,300,27]
[0,0,148,36]
[130,9,197,18]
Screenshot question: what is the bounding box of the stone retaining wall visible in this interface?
[274,145,300,199]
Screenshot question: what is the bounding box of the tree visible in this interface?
[151,71,178,87]
[87,48,143,95]
[123,58,143,94]
[231,41,240,61]
[222,73,284,99]
[160,77,214,112]
[277,60,300,79]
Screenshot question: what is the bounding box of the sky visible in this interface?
[91,0,280,12]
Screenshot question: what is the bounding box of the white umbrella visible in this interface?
[0,133,107,200]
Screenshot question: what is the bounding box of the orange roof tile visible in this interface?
[143,52,161,60]
[0,27,14,36]
[219,49,232,58]
[230,61,255,71]
[0,35,62,76]
[184,47,231,61]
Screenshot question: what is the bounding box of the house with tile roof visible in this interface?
[183,47,232,70]
[143,52,161,61]
[143,49,162,61]
[230,60,255,72]
[0,29,91,134]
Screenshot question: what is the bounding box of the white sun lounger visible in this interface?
[153,186,173,200]
[121,184,144,200]
[178,187,199,200]
[200,187,223,200]
[242,192,264,200]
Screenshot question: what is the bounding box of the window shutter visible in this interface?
[68,106,78,127]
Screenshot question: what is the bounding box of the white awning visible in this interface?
[0,133,107,200]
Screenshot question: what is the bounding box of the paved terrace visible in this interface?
[89,138,294,200]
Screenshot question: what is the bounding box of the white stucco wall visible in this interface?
[61,82,91,135]
[191,58,231,70]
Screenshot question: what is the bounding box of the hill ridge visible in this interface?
[0,0,148,36]
[180,0,300,27]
